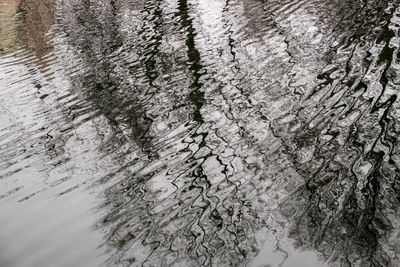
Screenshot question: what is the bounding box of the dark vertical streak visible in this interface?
[177,0,205,123]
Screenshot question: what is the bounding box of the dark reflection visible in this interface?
[54,0,262,265]
[278,1,400,265]
[177,0,205,123]
[56,0,400,265]
[55,0,154,153]
[3,0,400,266]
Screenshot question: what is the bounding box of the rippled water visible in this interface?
[2,0,400,266]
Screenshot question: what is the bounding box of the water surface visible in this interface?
[1,0,400,266]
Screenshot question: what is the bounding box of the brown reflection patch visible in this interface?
[18,0,55,68]
[0,0,22,55]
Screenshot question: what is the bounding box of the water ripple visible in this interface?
[2,0,400,266]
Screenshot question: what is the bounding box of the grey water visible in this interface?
[1,0,400,266]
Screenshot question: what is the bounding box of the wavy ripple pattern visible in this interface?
[2,0,400,266]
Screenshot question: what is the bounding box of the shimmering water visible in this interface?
[1,0,400,266]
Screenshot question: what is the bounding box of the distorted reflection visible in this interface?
[18,0,55,68]
[0,0,22,55]
[1,0,400,266]
[0,0,54,68]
